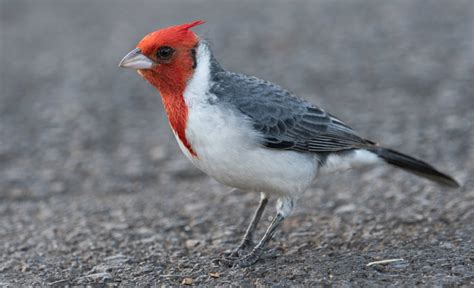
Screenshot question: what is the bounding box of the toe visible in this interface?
[237,253,260,267]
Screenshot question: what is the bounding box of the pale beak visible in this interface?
[118,48,155,69]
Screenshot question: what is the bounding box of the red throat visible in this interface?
[162,92,196,157]
[140,70,197,157]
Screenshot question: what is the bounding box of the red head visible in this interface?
[120,20,205,95]
[119,21,205,157]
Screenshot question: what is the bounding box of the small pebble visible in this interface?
[185,239,201,249]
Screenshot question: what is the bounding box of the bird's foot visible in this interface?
[237,246,283,267]
[215,249,261,267]
[236,248,263,267]
[216,246,281,268]
[226,239,255,258]
[215,239,255,267]
[212,240,254,267]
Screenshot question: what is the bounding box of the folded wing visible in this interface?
[210,71,374,153]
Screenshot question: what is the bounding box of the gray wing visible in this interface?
[210,71,374,153]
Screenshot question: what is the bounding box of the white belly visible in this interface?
[175,104,319,197]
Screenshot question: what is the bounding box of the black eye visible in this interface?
[157,46,174,60]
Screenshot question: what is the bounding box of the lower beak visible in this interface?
[119,48,155,69]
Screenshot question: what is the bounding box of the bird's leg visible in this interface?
[237,196,294,267]
[237,212,285,267]
[229,192,268,257]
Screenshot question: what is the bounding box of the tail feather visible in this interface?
[367,147,460,188]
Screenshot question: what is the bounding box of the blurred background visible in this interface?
[0,0,473,286]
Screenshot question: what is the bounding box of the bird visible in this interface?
[119,21,459,267]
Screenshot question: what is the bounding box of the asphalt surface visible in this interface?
[0,0,473,286]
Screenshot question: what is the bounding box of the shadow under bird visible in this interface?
[119,21,459,267]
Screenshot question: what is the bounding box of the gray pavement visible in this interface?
[0,0,473,286]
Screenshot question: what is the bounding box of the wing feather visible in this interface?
[210,71,373,153]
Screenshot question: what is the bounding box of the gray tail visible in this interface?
[367,147,460,188]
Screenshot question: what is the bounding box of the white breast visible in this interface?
[174,42,319,198]
[176,104,319,197]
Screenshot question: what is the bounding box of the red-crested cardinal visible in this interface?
[119,21,459,267]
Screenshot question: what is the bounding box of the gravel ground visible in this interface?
[1,0,473,286]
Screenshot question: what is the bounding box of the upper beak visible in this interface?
[119,48,155,69]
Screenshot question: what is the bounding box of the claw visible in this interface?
[237,250,262,267]
[217,245,281,268]
[215,252,259,268]
[228,239,256,258]
[213,252,237,267]
[219,257,237,267]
